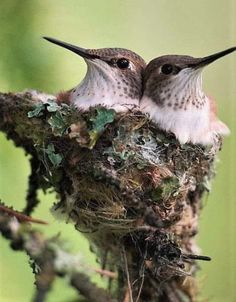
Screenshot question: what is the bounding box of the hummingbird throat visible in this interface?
[141,69,215,144]
[70,60,139,111]
[162,69,207,110]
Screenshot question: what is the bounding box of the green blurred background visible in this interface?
[0,1,235,301]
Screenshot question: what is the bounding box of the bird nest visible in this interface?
[21,100,216,262]
[14,95,219,243]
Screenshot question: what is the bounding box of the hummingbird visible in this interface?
[43,37,146,111]
[140,47,236,145]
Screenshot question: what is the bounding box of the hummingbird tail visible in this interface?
[211,120,230,136]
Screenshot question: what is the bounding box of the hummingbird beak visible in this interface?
[43,37,100,60]
[190,47,236,69]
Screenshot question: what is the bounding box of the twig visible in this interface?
[71,272,113,302]
[135,275,145,302]
[0,202,47,224]
[33,288,49,302]
[24,152,41,215]
[122,245,133,302]
[94,268,117,279]
[182,254,211,261]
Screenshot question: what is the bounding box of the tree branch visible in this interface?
[0,211,113,302]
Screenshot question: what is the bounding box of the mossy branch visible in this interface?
[0,90,222,301]
[0,211,114,302]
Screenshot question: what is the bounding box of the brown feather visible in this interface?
[56,89,72,105]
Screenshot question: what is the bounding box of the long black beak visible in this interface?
[43,36,99,60]
[190,47,236,69]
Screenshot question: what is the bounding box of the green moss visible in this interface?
[44,143,63,168]
[152,176,180,202]
[88,107,116,148]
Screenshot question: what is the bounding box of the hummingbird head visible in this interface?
[143,47,236,110]
[44,37,146,111]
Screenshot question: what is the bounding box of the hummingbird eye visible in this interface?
[116,58,130,69]
[161,64,174,75]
